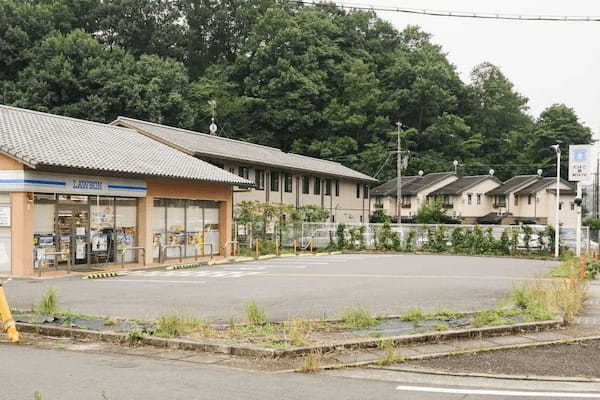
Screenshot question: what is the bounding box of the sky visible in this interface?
[353,0,600,135]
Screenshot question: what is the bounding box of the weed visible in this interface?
[376,339,404,366]
[283,319,313,347]
[431,306,464,320]
[35,288,59,315]
[340,307,377,329]
[154,313,208,338]
[299,350,322,373]
[400,307,426,326]
[434,323,449,331]
[245,301,267,325]
[34,392,42,400]
[104,319,116,326]
[126,329,144,346]
[472,310,508,328]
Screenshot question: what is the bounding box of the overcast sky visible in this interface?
[361,0,600,135]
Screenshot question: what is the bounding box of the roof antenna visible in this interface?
[537,169,543,177]
[418,170,424,176]
[489,169,495,176]
[208,100,218,135]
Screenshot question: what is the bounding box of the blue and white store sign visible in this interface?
[0,171,147,197]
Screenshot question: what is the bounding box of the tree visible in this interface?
[370,209,391,223]
[9,30,194,125]
[526,104,592,178]
[414,199,455,224]
[298,205,330,222]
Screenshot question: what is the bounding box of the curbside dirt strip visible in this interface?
[83,272,120,280]
[14,318,563,359]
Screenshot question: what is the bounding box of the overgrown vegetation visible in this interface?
[245,301,267,326]
[35,288,59,315]
[154,313,209,338]
[341,307,378,329]
[299,350,322,373]
[376,339,405,366]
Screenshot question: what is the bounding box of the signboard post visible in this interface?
[569,145,592,257]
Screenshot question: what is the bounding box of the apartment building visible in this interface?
[370,172,457,221]
[428,175,502,223]
[485,176,577,227]
[112,117,377,223]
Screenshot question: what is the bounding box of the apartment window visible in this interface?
[228,167,235,174]
[238,166,249,179]
[571,202,575,211]
[514,194,519,206]
[302,176,310,194]
[477,194,481,205]
[363,185,369,198]
[284,173,293,193]
[559,201,563,210]
[270,172,280,192]
[528,194,532,205]
[335,180,340,197]
[356,183,361,198]
[325,179,332,196]
[467,194,472,205]
[495,195,506,207]
[314,177,321,195]
[255,169,265,190]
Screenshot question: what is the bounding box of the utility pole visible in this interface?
[551,144,561,258]
[396,121,402,227]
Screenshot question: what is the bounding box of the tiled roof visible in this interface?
[430,175,501,196]
[0,105,253,186]
[371,172,456,196]
[113,117,377,183]
[514,177,575,195]
[487,175,540,195]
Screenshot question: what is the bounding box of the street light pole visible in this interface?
[396,121,402,227]
[551,144,561,258]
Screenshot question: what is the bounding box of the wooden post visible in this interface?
[256,239,260,258]
[293,240,297,255]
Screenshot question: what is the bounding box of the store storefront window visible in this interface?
[153,198,221,260]
[116,198,137,263]
[90,196,114,264]
[34,194,57,270]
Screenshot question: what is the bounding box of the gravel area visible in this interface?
[408,340,600,378]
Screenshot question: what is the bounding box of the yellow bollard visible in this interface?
[0,281,19,343]
[293,240,297,255]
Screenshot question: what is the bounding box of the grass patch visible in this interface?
[283,318,313,347]
[340,307,377,329]
[472,309,510,328]
[430,306,464,320]
[376,339,405,366]
[35,288,59,315]
[434,323,449,331]
[126,328,144,346]
[154,313,210,338]
[299,350,322,372]
[245,301,267,325]
[400,307,426,326]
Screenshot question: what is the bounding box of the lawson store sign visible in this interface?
[0,170,147,197]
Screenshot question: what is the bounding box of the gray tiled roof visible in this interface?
[430,175,501,196]
[0,105,253,186]
[514,177,575,195]
[371,172,456,196]
[487,175,541,195]
[113,117,377,183]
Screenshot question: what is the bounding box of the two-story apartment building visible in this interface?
[370,172,457,221]
[112,117,377,223]
[428,175,502,223]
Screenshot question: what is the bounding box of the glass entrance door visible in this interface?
[56,205,90,266]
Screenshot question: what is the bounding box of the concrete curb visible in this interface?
[82,272,121,280]
[15,319,563,359]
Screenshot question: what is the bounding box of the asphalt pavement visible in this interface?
[3,343,600,400]
[4,254,557,321]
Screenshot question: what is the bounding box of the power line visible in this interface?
[294,0,600,22]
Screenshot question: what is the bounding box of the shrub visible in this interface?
[403,229,417,252]
[450,227,465,253]
[370,209,391,223]
[126,328,144,346]
[335,223,347,249]
[36,288,59,315]
[498,229,511,255]
[259,239,276,255]
[377,222,399,251]
[245,300,267,325]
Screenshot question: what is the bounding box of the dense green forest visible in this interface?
[0,0,592,181]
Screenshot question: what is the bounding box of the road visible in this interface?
[5,254,557,321]
[3,343,600,400]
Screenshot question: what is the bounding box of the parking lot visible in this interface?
[5,254,557,322]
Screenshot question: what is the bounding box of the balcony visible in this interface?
[493,202,506,209]
[374,204,384,209]
[401,203,412,208]
[442,203,454,209]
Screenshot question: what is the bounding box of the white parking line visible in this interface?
[395,385,600,398]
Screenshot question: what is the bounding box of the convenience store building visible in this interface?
[0,105,252,277]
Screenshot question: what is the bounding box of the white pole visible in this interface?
[576,182,582,257]
[396,121,402,228]
[554,147,561,258]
